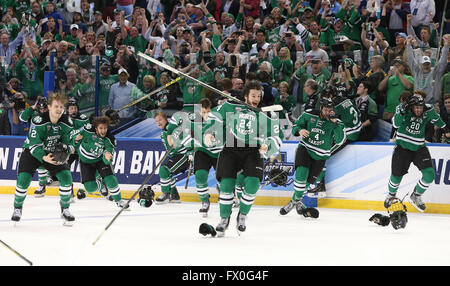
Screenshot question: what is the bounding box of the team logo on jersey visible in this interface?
[33,116,42,124]
[80,114,87,120]
[85,123,92,130]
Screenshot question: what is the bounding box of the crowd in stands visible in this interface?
[0,0,449,143]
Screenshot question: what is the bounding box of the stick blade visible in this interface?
[261,105,283,112]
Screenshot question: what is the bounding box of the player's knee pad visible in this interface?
[195,169,209,185]
[84,181,99,193]
[17,172,32,189]
[295,166,309,181]
[159,165,171,179]
[103,174,119,189]
[421,167,435,183]
[220,178,236,194]
[243,176,260,195]
[55,170,72,187]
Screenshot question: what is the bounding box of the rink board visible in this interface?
[0,136,449,213]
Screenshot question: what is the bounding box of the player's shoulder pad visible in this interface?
[59,114,74,127]
[84,122,95,132]
[32,112,50,125]
[78,113,88,120]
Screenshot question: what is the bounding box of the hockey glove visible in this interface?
[138,186,155,208]
[369,213,390,226]
[199,223,217,237]
[267,168,288,186]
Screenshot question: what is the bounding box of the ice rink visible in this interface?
[1,194,450,267]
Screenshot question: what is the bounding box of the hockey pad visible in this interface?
[297,207,319,218]
[199,223,217,237]
[52,143,70,165]
[387,198,408,230]
[104,109,120,126]
[369,213,390,226]
[267,168,288,186]
[138,186,155,208]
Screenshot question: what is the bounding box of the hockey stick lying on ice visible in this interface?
[137,52,283,113]
[92,147,174,245]
[104,76,185,124]
[0,238,33,266]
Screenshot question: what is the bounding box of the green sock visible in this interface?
[55,170,73,208]
[195,169,210,202]
[37,167,48,186]
[388,175,403,195]
[415,167,435,195]
[239,176,260,215]
[316,167,326,184]
[159,166,172,194]
[14,172,32,208]
[104,175,121,202]
[218,178,235,218]
[293,166,309,201]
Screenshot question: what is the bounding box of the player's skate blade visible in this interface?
[216,217,230,237]
[61,208,75,226]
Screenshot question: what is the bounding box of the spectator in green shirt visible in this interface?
[98,64,118,110]
[378,58,415,121]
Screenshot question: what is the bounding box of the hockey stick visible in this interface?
[92,147,174,245]
[0,239,33,266]
[185,160,193,189]
[137,52,283,113]
[116,76,184,113]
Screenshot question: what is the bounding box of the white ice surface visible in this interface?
[1,194,450,266]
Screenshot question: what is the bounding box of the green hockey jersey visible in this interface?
[24,112,75,163]
[213,101,283,158]
[74,123,116,164]
[393,104,446,151]
[292,110,346,160]
[333,96,362,141]
[167,111,224,158]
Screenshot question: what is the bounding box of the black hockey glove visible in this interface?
[199,223,217,237]
[369,213,390,226]
[267,168,288,186]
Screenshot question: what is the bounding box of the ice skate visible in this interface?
[169,188,181,203]
[155,192,170,204]
[199,200,210,217]
[236,212,247,235]
[215,217,230,237]
[384,192,397,209]
[409,191,426,212]
[279,199,300,215]
[34,184,46,198]
[11,207,22,224]
[116,200,130,211]
[306,182,326,198]
[61,207,75,226]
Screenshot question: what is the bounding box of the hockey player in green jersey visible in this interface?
[307,84,363,197]
[280,97,346,218]
[165,98,224,216]
[385,93,448,212]
[73,116,129,209]
[153,110,189,204]
[210,80,283,236]
[18,97,52,198]
[11,92,76,226]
